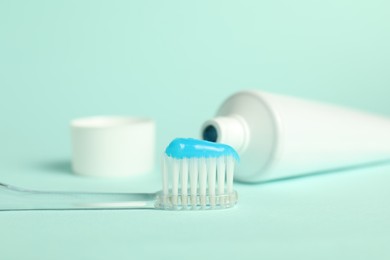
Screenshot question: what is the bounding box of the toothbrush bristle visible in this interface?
[158,155,238,210]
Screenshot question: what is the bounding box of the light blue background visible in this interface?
[0,1,389,259]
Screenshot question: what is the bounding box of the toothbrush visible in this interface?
[0,138,239,211]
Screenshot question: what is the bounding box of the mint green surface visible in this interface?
[1,1,390,259]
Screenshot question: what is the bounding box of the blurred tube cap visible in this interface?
[70,116,155,177]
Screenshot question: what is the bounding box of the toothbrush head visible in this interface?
[157,138,239,210]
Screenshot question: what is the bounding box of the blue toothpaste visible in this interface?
[165,138,239,161]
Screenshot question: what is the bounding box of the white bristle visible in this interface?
[171,158,180,207]
[207,158,217,207]
[198,157,207,208]
[217,157,226,206]
[161,154,237,210]
[226,156,234,194]
[189,158,199,208]
[226,156,235,207]
[180,158,189,208]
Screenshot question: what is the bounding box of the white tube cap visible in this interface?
[71,116,155,177]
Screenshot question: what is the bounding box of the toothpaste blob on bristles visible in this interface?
[160,138,239,210]
[165,138,240,161]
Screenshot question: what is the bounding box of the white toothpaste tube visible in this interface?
[201,90,390,183]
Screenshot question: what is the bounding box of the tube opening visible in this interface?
[202,125,218,142]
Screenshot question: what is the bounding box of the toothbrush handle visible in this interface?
[0,183,157,211]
